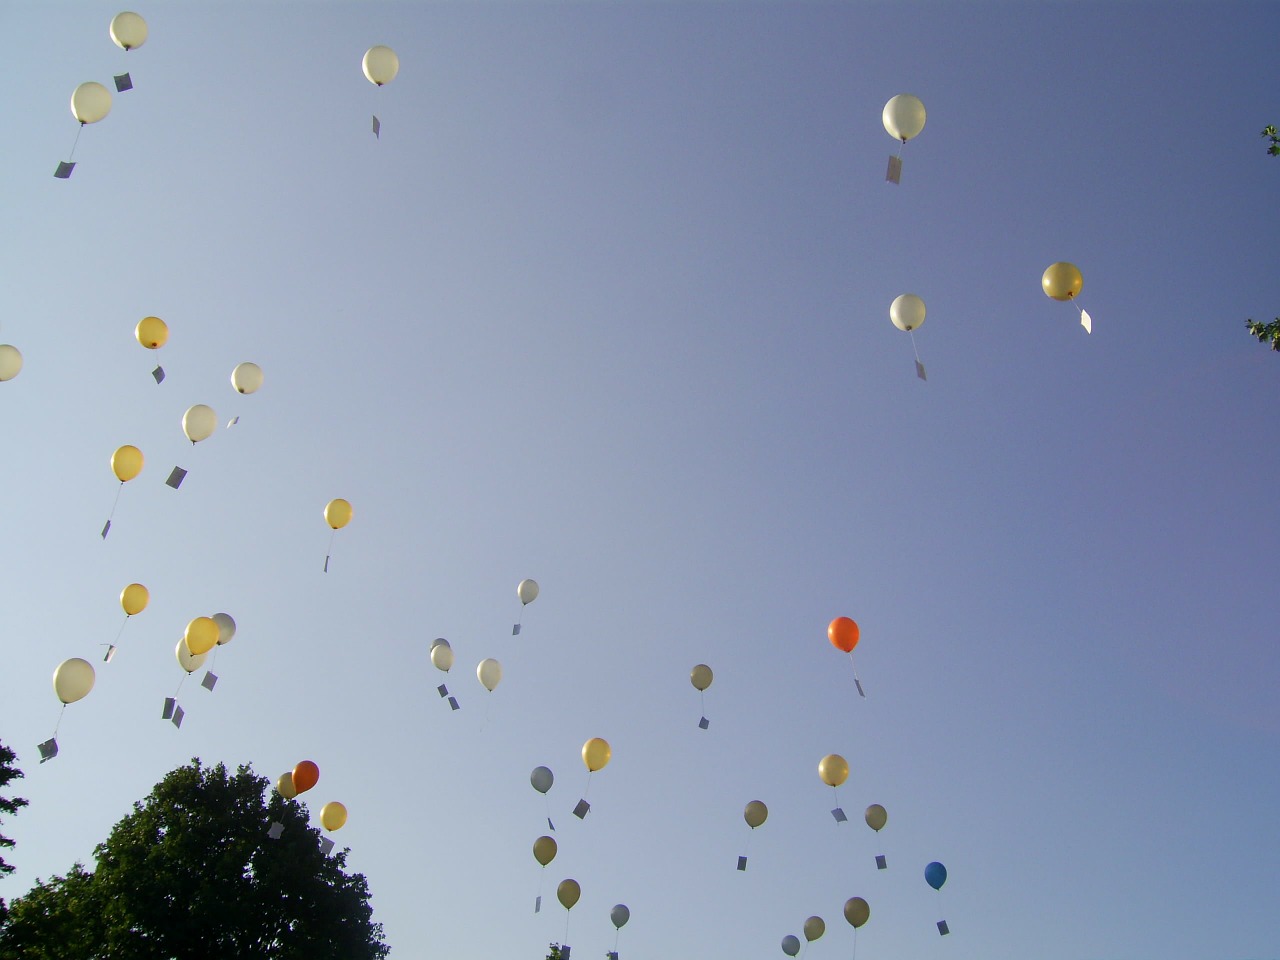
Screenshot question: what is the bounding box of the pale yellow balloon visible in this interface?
[690,664,713,691]
[556,878,580,910]
[533,835,557,866]
[429,639,453,672]
[212,612,236,646]
[184,616,219,656]
[111,445,144,482]
[582,737,611,772]
[362,45,400,86]
[517,578,539,605]
[320,801,348,831]
[276,772,298,798]
[818,754,849,788]
[864,803,887,832]
[0,345,23,382]
[71,82,111,124]
[53,658,95,704]
[890,294,926,332]
[120,583,149,616]
[135,316,168,349]
[1042,262,1083,301]
[743,800,768,829]
[182,404,217,443]
[844,897,870,929]
[109,11,148,50]
[175,637,206,674]
[325,498,353,530]
[477,657,502,691]
[803,916,826,942]
[230,362,263,394]
[882,94,926,143]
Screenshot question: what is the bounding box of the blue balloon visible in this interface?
[924,861,947,891]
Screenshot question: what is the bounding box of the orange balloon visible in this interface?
[293,760,319,794]
[828,617,859,653]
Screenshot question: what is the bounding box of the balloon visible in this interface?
[803,916,826,942]
[184,616,219,656]
[882,94,926,142]
[1042,262,1083,301]
[182,404,216,444]
[175,638,206,674]
[111,445,143,482]
[293,760,319,794]
[828,617,859,653]
[582,737,611,772]
[476,658,502,691]
[925,861,947,891]
[53,658,95,704]
[212,612,236,646]
[119,582,149,616]
[517,578,539,605]
[325,498,352,530]
[109,12,148,50]
[276,772,297,798]
[71,82,111,124]
[818,754,849,788]
[610,904,630,929]
[556,879,580,910]
[744,800,768,829]
[690,664,713,691]
[530,766,554,794]
[0,345,24,381]
[230,362,263,395]
[430,639,454,672]
[781,935,801,957]
[864,803,887,832]
[134,316,168,349]
[533,835,557,866]
[363,45,400,86]
[320,801,348,831]
[890,294,926,332]
[844,897,870,929]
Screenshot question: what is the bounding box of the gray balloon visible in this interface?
[610,904,630,929]
[530,766,554,794]
[781,935,801,957]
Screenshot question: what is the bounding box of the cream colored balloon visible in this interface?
[212,612,237,646]
[230,362,263,394]
[0,345,23,382]
[182,404,217,443]
[276,772,298,798]
[430,639,454,672]
[362,45,400,86]
[882,94,926,143]
[109,12,148,50]
[890,294,926,332]
[53,658,95,704]
[818,754,849,788]
[175,638,207,674]
[517,578,539,605]
[71,82,112,124]
[690,663,713,691]
[477,657,502,691]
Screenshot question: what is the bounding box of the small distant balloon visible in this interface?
[276,772,297,798]
[781,935,801,957]
[71,82,111,124]
[864,804,887,832]
[119,583,149,616]
[181,404,217,444]
[476,658,502,691]
[844,897,870,929]
[611,904,630,929]
[325,499,353,530]
[744,800,768,829]
[882,94,926,142]
[135,316,168,349]
[212,612,236,646]
[818,754,849,788]
[803,916,826,942]
[111,445,144,482]
[109,12,148,50]
[0,345,24,381]
[556,878,580,910]
[582,737,611,772]
[533,835,557,866]
[530,765,554,794]
[890,294,926,332]
[320,801,347,831]
[430,639,454,673]
[517,579,539,605]
[230,362,263,394]
[690,664,713,691]
[828,617,859,653]
[362,45,400,86]
[53,658,95,704]
[925,861,948,891]
[1042,262,1083,301]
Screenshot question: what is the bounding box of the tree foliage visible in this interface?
[0,759,388,960]
[0,741,29,880]
[1263,124,1280,157]
[1246,318,1280,351]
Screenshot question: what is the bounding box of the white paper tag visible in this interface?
[886,155,902,184]
[267,822,284,839]
[1080,309,1092,334]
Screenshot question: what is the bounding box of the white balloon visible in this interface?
[430,639,454,672]
[182,404,217,443]
[230,362,263,395]
[890,294,926,332]
[517,578,539,605]
[176,637,207,674]
[476,657,502,691]
[0,345,23,382]
[71,82,112,124]
[882,94,926,143]
[212,612,237,646]
[109,11,148,50]
[362,45,400,86]
[53,658,95,704]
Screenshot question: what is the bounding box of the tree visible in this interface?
[0,741,29,879]
[0,759,388,960]
[1263,124,1280,156]
[1244,128,1280,351]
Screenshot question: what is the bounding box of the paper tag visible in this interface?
[1080,309,1092,334]
[152,366,165,384]
[37,738,58,763]
[319,838,335,856]
[227,416,239,427]
[201,672,218,691]
[698,716,709,730]
[103,645,116,662]
[114,73,133,92]
[560,947,570,959]
[54,161,75,179]
[437,684,449,698]
[372,115,381,138]
[854,677,866,698]
[915,360,927,381]
[573,799,590,819]
[737,855,747,871]
[100,519,111,539]
[162,697,175,720]
[512,623,521,636]
[323,555,330,573]
[267,822,284,839]
[875,854,887,870]
[448,696,460,710]
[886,155,902,184]
[171,705,185,728]
[548,818,555,832]
[831,807,847,823]
[937,920,950,936]
[534,895,541,913]
[166,467,187,489]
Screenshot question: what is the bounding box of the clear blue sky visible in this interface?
[2,3,1278,958]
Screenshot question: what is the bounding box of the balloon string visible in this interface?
[324,530,336,572]
[852,926,858,960]
[105,482,124,527]
[52,703,67,738]
[563,911,571,943]
[67,123,84,163]
[113,615,129,647]
[174,672,188,697]
[584,770,593,800]
[909,329,922,364]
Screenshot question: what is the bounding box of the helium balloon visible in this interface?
[517,578,539,605]
[890,294,926,332]
[362,45,400,86]
[611,904,630,929]
[276,772,297,798]
[325,498,353,529]
[925,861,948,891]
[844,897,870,929]
[530,766,554,794]
[320,801,348,831]
[71,82,111,124]
[864,804,887,832]
[1042,262,1083,301]
[119,583,149,616]
[476,658,502,691]
[135,316,168,349]
[828,617,859,653]
[818,754,849,788]
[744,800,768,829]
[175,638,206,674]
[182,404,216,443]
[111,445,143,482]
[0,345,23,381]
[556,878,580,910]
[430,639,454,672]
[212,612,236,646]
[882,94,926,142]
[53,658,95,704]
[781,935,801,957]
[803,916,826,942]
[533,835,557,866]
[293,760,319,794]
[582,737,611,772]
[184,616,219,656]
[690,664,713,691]
[109,12,148,50]
[230,362,264,395]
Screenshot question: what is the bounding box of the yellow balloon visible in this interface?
[325,498,353,530]
[184,616,219,656]
[690,664,713,691]
[818,754,849,788]
[582,737,611,772]
[803,916,826,943]
[135,316,168,349]
[363,45,400,86]
[1042,262,1083,301]
[276,772,298,799]
[111,445,143,482]
[320,801,348,831]
[744,800,768,829]
[0,344,25,381]
[864,803,887,832]
[556,878,580,911]
[120,583,149,616]
[844,897,870,929]
[533,835,557,867]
